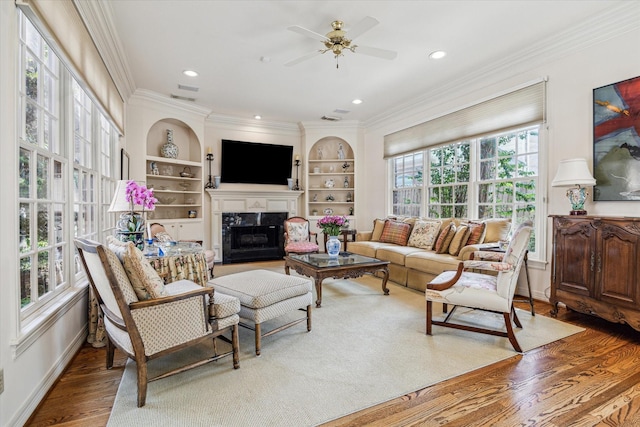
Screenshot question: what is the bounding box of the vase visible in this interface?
[160,129,179,159]
[326,235,341,258]
[116,212,145,250]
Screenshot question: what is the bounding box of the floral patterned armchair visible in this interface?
[284,216,319,255]
[425,220,533,352]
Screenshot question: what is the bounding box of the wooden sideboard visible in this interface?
[550,215,640,331]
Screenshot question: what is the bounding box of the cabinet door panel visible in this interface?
[597,223,640,308]
[553,219,596,297]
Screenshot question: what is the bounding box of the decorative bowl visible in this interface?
[156,196,176,205]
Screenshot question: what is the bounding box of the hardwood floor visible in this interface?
[25,271,640,426]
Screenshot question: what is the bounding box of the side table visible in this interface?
[482,247,534,316]
[323,229,357,252]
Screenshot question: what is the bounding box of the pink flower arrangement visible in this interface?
[317,215,349,236]
[125,180,157,211]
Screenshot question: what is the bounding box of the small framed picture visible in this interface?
[120,149,130,180]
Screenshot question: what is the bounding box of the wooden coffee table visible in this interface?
[284,252,390,307]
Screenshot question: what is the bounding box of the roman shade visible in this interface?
[16,0,125,134]
[384,80,546,158]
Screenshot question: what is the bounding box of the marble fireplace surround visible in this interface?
[206,188,303,263]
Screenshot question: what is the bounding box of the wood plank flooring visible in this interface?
[25,263,640,426]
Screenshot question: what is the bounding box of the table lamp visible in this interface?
[551,158,596,215]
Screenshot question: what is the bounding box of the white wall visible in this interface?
[361,25,640,302]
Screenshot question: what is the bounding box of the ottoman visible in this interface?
[208,269,313,355]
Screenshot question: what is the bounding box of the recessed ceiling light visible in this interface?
[183,70,198,77]
[254,115,262,120]
[352,99,363,105]
[429,50,447,60]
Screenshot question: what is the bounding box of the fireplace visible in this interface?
[221,212,288,264]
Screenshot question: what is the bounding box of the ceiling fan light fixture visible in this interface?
[429,50,447,60]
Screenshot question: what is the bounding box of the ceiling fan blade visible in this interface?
[346,16,379,40]
[284,50,322,67]
[354,45,398,60]
[287,25,328,42]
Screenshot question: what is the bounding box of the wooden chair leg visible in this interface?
[442,303,448,314]
[426,300,433,335]
[255,323,262,356]
[306,305,312,331]
[136,360,148,407]
[512,306,522,328]
[231,325,240,369]
[503,312,522,353]
[106,337,115,369]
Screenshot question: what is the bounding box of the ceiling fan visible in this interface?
[285,16,398,68]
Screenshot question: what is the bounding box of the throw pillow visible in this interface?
[434,222,456,254]
[407,219,442,249]
[466,221,487,245]
[448,225,471,256]
[106,235,128,262]
[371,219,387,241]
[379,220,412,246]
[123,243,167,300]
[483,218,512,243]
[154,231,173,243]
[286,222,309,243]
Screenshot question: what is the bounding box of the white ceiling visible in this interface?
[107,1,623,124]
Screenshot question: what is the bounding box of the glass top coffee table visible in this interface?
[284,252,390,307]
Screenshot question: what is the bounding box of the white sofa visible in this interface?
[348,217,511,292]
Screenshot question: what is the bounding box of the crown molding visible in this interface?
[206,113,300,134]
[364,2,640,131]
[129,89,212,117]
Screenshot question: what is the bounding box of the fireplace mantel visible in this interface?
[206,188,303,262]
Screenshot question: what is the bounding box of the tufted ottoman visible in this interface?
[207,269,312,355]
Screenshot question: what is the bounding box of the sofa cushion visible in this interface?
[434,222,456,254]
[348,241,394,258]
[371,219,387,241]
[466,221,486,245]
[407,219,442,249]
[379,220,412,246]
[405,250,461,276]
[375,245,425,266]
[448,225,471,256]
[483,218,512,243]
[124,243,168,300]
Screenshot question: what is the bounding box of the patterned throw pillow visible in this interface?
[434,222,456,254]
[154,231,173,243]
[379,220,412,246]
[371,219,387,241]
[466,221,486,245]
[286,222,309,243]
[123,243,168,300]
[448,225,471,256]
[407,220,442,249]
[106,235,129,262]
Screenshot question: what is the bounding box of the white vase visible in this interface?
[326,235,341,258]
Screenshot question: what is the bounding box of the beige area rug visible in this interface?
[108,262,584,426]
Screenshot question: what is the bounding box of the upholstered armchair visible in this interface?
[75,238,240,407]
[284,216,319,255]
[425,220,533,352]
[149,222,215,277]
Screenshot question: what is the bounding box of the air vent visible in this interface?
[333,109,350,114]
[170,94,196,102]
[178,84,199,92]
[321,115,341,121]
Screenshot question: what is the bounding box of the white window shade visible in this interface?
[384,81,546,159]
[17,0,124,135]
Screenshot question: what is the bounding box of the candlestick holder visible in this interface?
[204,153,215,189]
[293,159,301,191]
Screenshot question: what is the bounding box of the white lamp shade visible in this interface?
[108,180,155,213]
[551,158,596,187]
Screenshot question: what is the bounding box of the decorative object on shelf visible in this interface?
[160,165,174,176]
[188,210,197,218]
[324,178,335,188]
[349,206,354,215]
[317,214,349,258]
[179,166,193,178]
[317,147,323,159]
[312,209,318,216]
[293,155,301,190]
[109,180,157,250]
[346,192,352,202]
[313,167,320,173]
[179,182,191,190]
[160,128,179,159]
[551,158,597,215]
[329,166,335,172]
[214,176,221,188]
[342,161,350,172]
[323,207,333,215]
[313,193,318,202]
[326,194,335,202]
[337,143,345,159]
[287,178,294,190]
[156,195,176,205]
[204,149,215,189]
[343,176,349,188]
[150,161,159,175]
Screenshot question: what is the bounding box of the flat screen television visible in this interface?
[221,139,293,185]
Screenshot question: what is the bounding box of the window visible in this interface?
[391,125,540,254]
[17,12,117,321]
